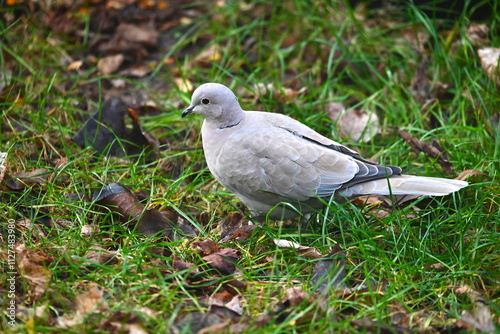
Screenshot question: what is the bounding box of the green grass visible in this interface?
[1,0,499,333]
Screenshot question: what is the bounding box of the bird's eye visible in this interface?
[201,98,210,105]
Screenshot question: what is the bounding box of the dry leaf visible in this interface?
[398,129,455,174]
[93,183,180,241]
[456,169,488,181]
[325,102,346,121]
[455,285,495,333]
[0,152,7,183]
[17,218,46,239]
[81,224,100,238]
[478,47,500,86]
[119,64,152,77]
[273,239,324,258]
[466,24,490,47]
[336,109,381,143]
[85,245,119,265]
[192,239,221,256]
[202,248,240,275]
[97,54,124,75]
[6,168,52,190]
[310,246,347,295]
[15,244,53,303]
[67,60,83,71]
[253,83,307,104]
[192,44,222,65]
[174,77,194,93]
[220,212,255,243]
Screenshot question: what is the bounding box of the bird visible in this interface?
[182,83,468,220]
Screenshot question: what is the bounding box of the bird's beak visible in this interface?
[182,106,194,117]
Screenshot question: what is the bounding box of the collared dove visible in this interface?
[182,83,468,220]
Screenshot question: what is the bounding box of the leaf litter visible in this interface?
[1,0,498,333]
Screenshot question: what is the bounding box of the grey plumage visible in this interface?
[182,83,468,220]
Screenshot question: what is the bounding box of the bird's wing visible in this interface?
[213,112,399,202]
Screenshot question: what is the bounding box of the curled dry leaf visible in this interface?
[97,23,158,60]
[455,284,495,333]
[119,64,152,78]
[17,218,46,239]
[15,243,53,303]
[174,312,226,334]
[466,24,490,47]
[478,47,500,86]
[202,248,240,276]
[456,169,488,181]
[220,212,255,243]
[84,245,119,265]
[310,245,347,295]
[253,83,307,104]
[174,77,194,93]
[98,310,150,334]
[273,239,324,259]
[81,224,100,238]
[93,183,182,241]
[337,109,381,143]
[57,284,109,328]
[208,294,244,316]
[6,168,52,190]
[398,129,455,174]
[72,96,158,160]
[97,54,125,75]
[191,44,222,67]
[0,151,7,183]
[192,239,221,256]
[66,60,83,71]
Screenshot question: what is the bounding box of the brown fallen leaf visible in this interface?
[456,169,488,181]
[119,64,152,78]
[97,22,158,60]
[208,294,244,316]
[411,56,431,104]
[174,312,226,334]
[57,284,109,328]
[84,245,119,265]
[190,44,223,68]
[72,96,158,160]
[17,218,46,240]
[6,168,52,190]
[273,239,324,259]
[202,248,240,276]
[98,309,153,334]
[93,183,188,242]
[81,224,100,238]
[253,83,307,104]
[220,212,255,243]
[15,243,53,303]
[336,108,381,143]
[0,152,7,183]
[174,77,194,93]
[398,129,455,174]
[192,239,221,256]
[466,23,490,47]
[310,245,347,295]
[455,285,495,333]
[97,54,125,75]
[67,60,83,71]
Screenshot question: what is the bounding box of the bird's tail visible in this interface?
[341,175,468,198]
